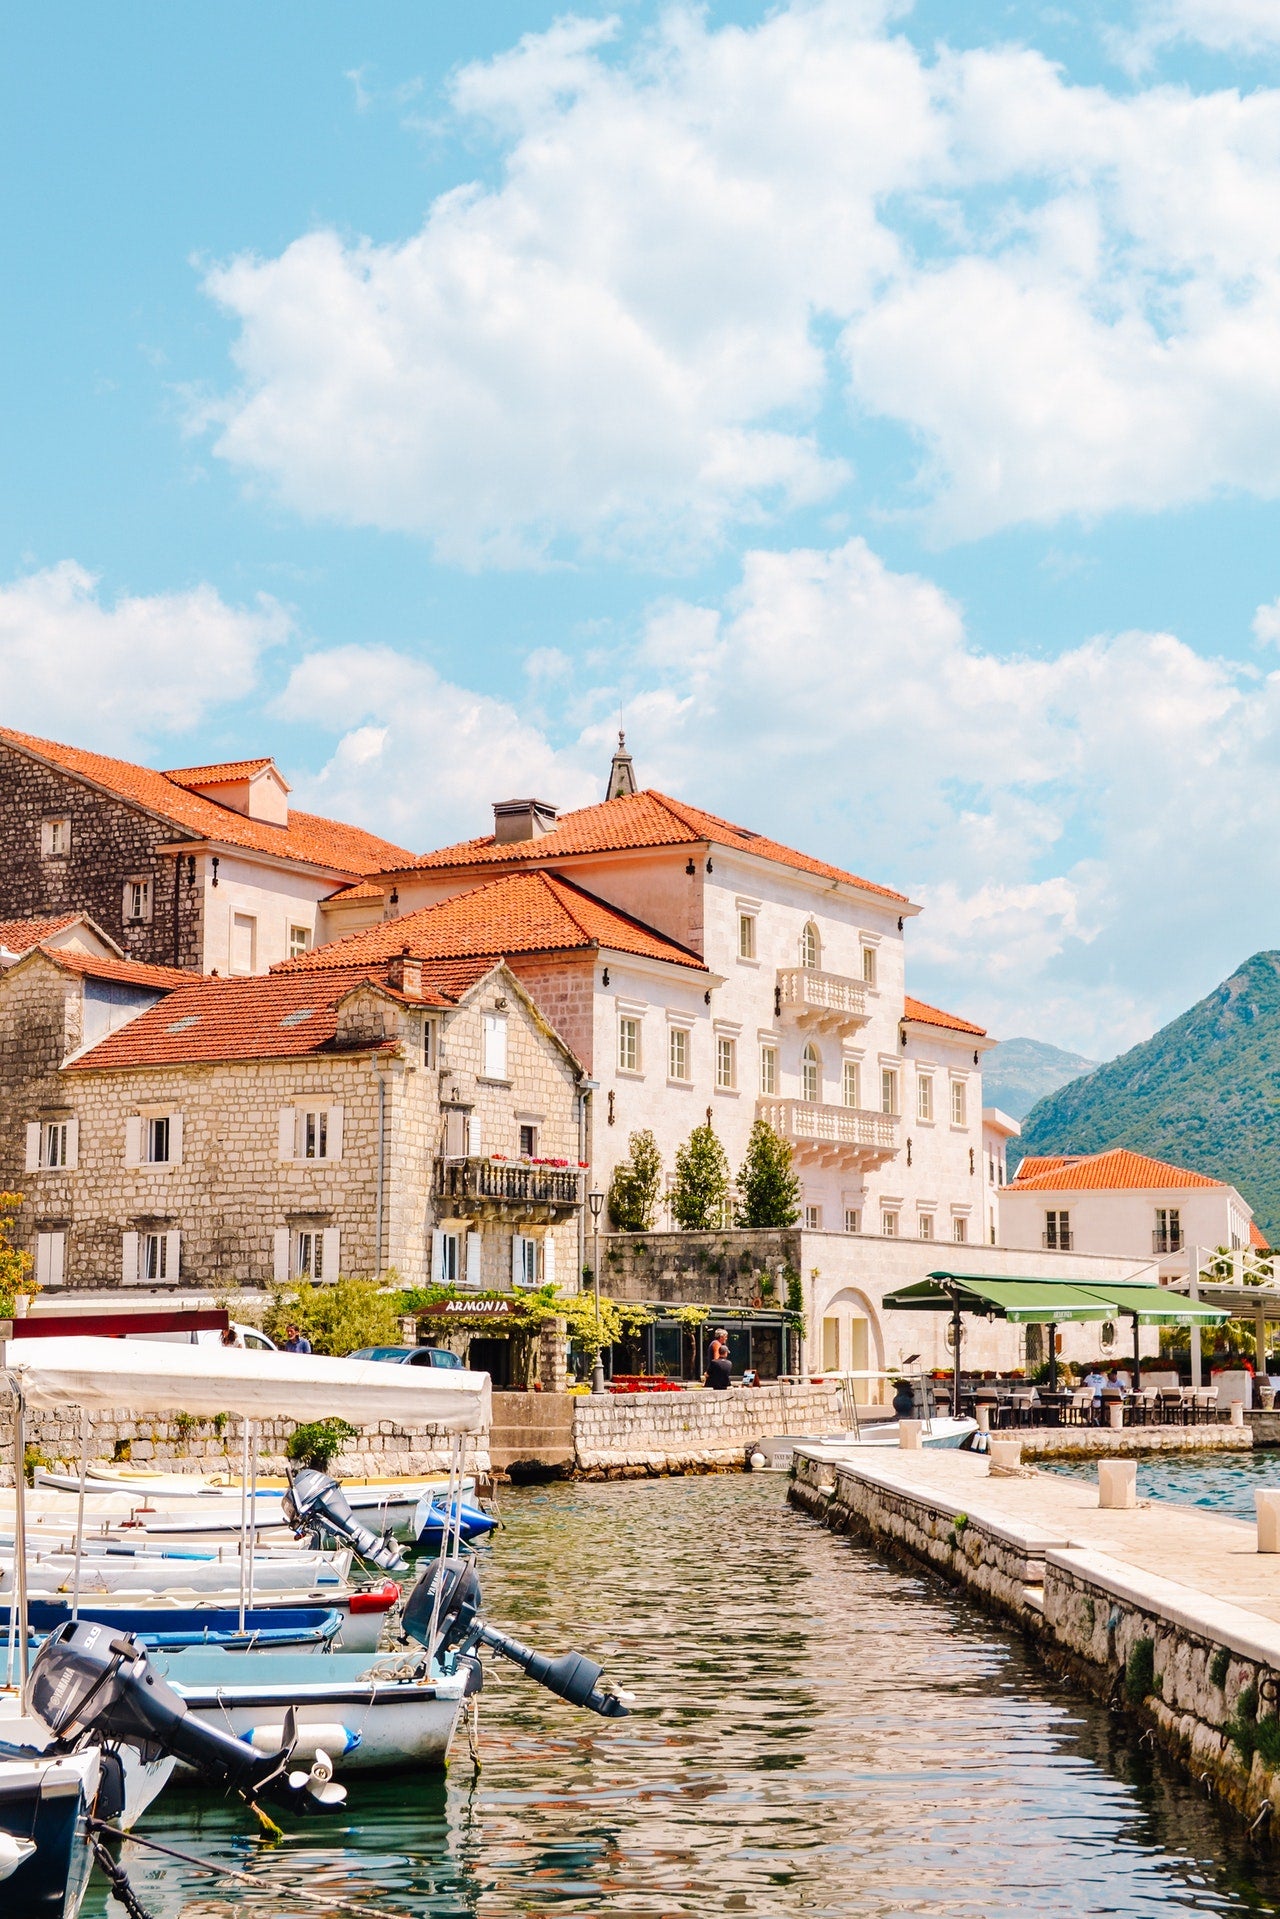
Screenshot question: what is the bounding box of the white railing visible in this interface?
[758,1098,898,1153]
[775,968,868,1020]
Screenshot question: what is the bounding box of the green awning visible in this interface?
[881,1271,1229,1328]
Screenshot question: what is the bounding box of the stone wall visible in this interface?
[0,740,203,971]
[601,1228,801,1306]
[1017,1424,1252,1459]
[572,1380,841,1476]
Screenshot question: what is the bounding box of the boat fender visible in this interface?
[0,1832,37,1881]
[349,1579,401,1615]
[248,1723,362,1758]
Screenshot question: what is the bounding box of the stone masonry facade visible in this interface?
[0,740,204,971]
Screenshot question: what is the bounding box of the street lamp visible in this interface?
[587,1188,606,1395]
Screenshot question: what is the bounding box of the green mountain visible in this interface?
[1011,951,1280,1240]
[984,1037,1097,1121]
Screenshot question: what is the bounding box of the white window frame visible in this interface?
[844,1207,861,1234]
[288,924,312,959]
[123,876,152,924]
[715,1034,737,1092]
[800,922,821,970]
[918,1211,935,1241]
[760,1043,777,1097]
[518,1122,538,1158]
[41,816,71,859]
[139,1229,180,1284]
[33,1118,78,1170]
[801,1043,821,1104]
[482,1011,509,1082]
[841,1059,860,1110]
[511,1233,540,1289]
[432,1228,462,1286]
[617,1015,641,1075]
[881,1209,899,1238]
[146,1116,171,1165]
[950,1078,968,1127]
[917,1074,934,1123]
[279,1106,343,1163]
[1045,1208,1070,1250]
[668,1025,691,1083]
[230,912,257,976]
[804,1205,823,1230]
[861,943,877,988]
[880,1067,899,1117]
[737,912,757,962]
[422,1019,435,1069]
[952,1216,968,1244]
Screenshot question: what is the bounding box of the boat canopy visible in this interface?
[2,1336,490,1431]
[882,1272,1228,1328]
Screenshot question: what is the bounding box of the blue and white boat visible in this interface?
[413,1487,499,1550]
[0,1597,345,1654]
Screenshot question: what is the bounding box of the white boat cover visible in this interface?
[2,1337,490,1431]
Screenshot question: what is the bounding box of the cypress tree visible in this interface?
[607,1129,663,1231]
[735,1119,801,1228]
[671,1122,731,1230]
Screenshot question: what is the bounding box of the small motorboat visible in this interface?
[413,1488,498,1551]
[0,1598,345,1655]
[750,1416,978,1469]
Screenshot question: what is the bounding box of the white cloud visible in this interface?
[194,3,1280,558]
[1117,0,1280,65]
[0,561,287,749]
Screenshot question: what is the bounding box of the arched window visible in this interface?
[800,922,821,970]
[801,1042,821,1103]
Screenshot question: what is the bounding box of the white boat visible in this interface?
[751,1416,977,1468]
[31,1466,472,1537]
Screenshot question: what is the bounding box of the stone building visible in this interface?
[1,950,584,1317]
[0,727,413,976]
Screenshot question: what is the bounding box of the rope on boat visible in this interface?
[87,1827,154,1919]
[88,1820,414,1919]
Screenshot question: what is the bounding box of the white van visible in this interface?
[132,1321,278,1352]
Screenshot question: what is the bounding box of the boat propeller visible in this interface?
[403,1557,635,1719]
[25,1620,300,1802]
[281,1468,408,1574]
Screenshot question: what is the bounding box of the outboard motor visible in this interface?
[26,1620,299,1800]
[403,1557,634,1719]
[282,1468,408,1574]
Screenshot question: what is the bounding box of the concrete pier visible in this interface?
[790,1441,1280,1827]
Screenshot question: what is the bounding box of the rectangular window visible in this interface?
[288,924,312,958]
[41,817,70,858]
[952,1217,968,1244]
[301,1110,328,1160]
[844,1207,861,1234]
[422,1019,434,1068]
[1045,1209,1071,1251]
[738,912,756,960]
[519,1123,537,1157]
[918,1212,935,1241]
[804,1204,823,1230]
[669,1026,690,1082]
[880,1067,899,1117]
[124,877,152,924]
[230,912,256,974]
[842,1060,860,1109]
[760,1044,777,1096]
[145,1116,170,1165]
[434,1229,461,1286]
[881,1210,899,1237]
[142,1231,169,1282]
[41,1120,69,1168]
[951,1079,967,1127]
[296,1229,324,1280]
[1154,1207,1182,1253]
[862,945,877,987]
[716,1035,736,1090]
[618,1016,640,1073]
[512,1234,539,1288]
[917,1075,934,1122]
[482,1012,508,1080]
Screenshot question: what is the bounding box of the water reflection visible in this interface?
[83,1477,1280,1917]
[1044,1450,1280,1521]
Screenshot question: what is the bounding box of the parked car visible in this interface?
[349,1345,465,1370]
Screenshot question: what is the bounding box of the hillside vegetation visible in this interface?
[1012,952,1280,1239]
[984,1036,1097,1121]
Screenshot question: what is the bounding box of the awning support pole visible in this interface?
[1132,1313,1141,1391]
[13,1391,29,1686]
[951,1305,962,1419]
[1190,1246,1202,1389]
[1048,1323,1058,1393]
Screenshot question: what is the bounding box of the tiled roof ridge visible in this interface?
[0,912,87,949]
[902,993,987,1037]
[36,948,194,990]
[1010,1145,1228,1192]
[164,756,278,786]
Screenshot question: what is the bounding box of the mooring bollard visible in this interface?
[899,1420,924,1450]
[1098,1460,1137,1509]
[1230,1402,1245,1428]
[989,1440,1022,1473]
[1257,1489,1280,1552]
[976,1404,991,1433]
[1107,1403,1124,1431]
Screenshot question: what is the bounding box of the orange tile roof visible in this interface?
[1012,1155,1076,1180]
[1251,1219,1271,1251]
[401,789,908,903]
[40,949,194,992]
[1009,1147,1228,1193]
[903,994,987,1037]
[66,959,490,1071]
[323,879,387,903]
[164,757,280,787]
[0,728,413,877]
[280,870,707,973]
[0,913,87,953]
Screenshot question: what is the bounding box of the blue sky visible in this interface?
[4,0,1280,1057]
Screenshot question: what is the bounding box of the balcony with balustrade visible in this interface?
[433,1156,583,1224]
[757,1098,898,1171]
[774,967,870,1032]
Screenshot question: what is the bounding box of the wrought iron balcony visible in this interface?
[433,1156,582,1223]
[757,1098,898,1170]
[1042,1229,1074,1251]
[774,967,869,1028]
[1153,1229,1184,1255]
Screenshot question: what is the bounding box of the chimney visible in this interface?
[386,950,423,996]
[493,798,558,844]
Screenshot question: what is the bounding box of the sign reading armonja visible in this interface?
[439,1296,514,1317]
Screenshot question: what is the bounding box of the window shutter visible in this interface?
[124,1116,142,1167]
[122,1231,139,1284]
[164,1230,181,1284]
[511,1235,525,1287]
[36,1235,50,1287]
[64,1117,79,1170]
[278,1109,295,1161]
[48,1233,65,1288]
[468,1116,482,1158]
[326,1105,343,1161]
[431,1229,446,1284]
[321,1227,340,1281]
[24,1123,39,1173]
[272,1227,290,1284]
[466,1230,482,1288]
[168,1113,183,1165]
[542,1235,555,1289]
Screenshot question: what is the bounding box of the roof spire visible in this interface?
[606,729,636,801]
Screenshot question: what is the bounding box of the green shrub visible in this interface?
[607,1130,663,1231]
[671,1124,730,1230]
[1125,1637,1156,1705]
[735,1120,800,1228]
[1210,1647,1231,1691]
[264,1276,399,1356]
[287,1419,358,1471]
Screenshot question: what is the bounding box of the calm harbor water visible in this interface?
[83,1474,1280,1918]
[1043,1448,1280,1520]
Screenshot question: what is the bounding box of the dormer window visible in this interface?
[800,922,821,970]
